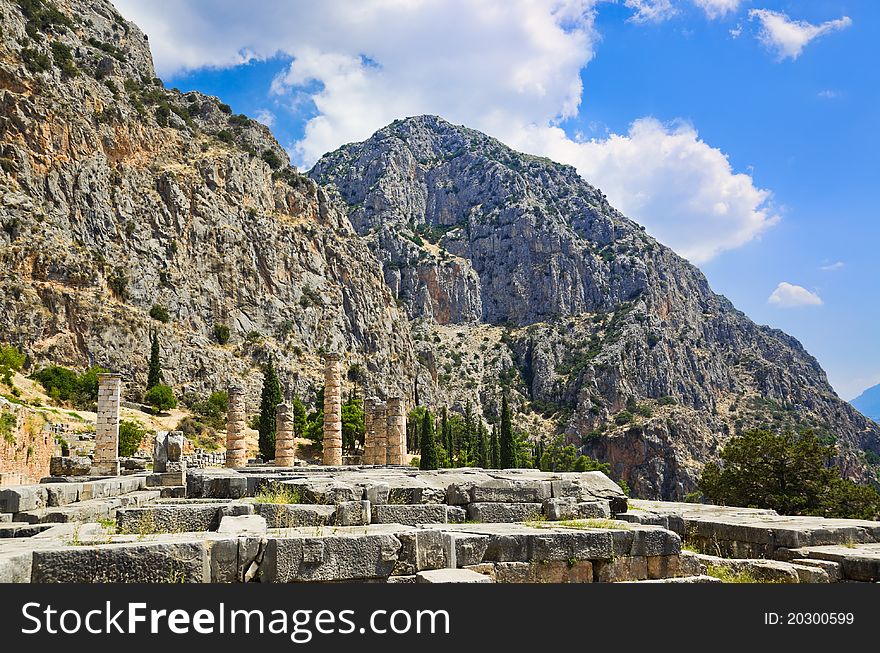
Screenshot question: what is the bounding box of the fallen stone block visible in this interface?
[49,456,92,477]
[372,504,448,525]
[469,479,551,504]
[466,502,543,523]
[335,500,371,526]
[31,541,210,583]
[549,472,628,514]
[218,515,268,535]
[0,485,48,513]
[254,503,336,528]
[416,568,492,583]
[260,533,402,582]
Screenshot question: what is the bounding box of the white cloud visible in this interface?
[624,0,678,24]
[254,109,276,127]
[768,282,823,308]
[819,261,844,271]
[692,0,743,20]
[115,0,778,263]
[749,9,852,60]
[509,118,778,263]
[817,89,839,99]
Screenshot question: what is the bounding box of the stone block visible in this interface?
[446,506,468,523]
[448,533,489,567]
[372,504,448,525]
[335,500,371,526]
[44,483,82,507]
[594,556,649,582]
[117,505,221,534]
[467,502,543,523]
[217,515,268,535]
[416,568,493,583]
[0,485,49,513]
[531,560,593,583]
[49,456,92,477]
[463,563,496,580]
[254,503,336,528]
[494,562,531,583]
[394,529,449,574]
[364,483,390,505]
[31,541,210,583]
[470,479,551,504]
[0,549,32,583]
[789,563,830,583]
[260,533,402,582]
[789,558,840,583]
[530,530,615,562]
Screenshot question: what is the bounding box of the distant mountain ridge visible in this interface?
[852,385,880,423]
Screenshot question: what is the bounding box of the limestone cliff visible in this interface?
[0,0,416,409]
[310,115,880,498]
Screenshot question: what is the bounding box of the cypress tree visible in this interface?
[146,329,162,390]
[490,424,499,469]
[419,409,438,470]
[291,396,307,439]
[258,359,283,461]
[499,393,516,469]
[477,422,489,469]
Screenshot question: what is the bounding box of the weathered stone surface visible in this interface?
[447,533,489,567]
[117,505,220,534]
[594,556,649,582]
[261,533,401,582]
[469,479,551,504]
[0,485,49,513]
[254,503,336,528]
[187,470,248,499]
[217,515,268,535]
[632,575,722,583]
[416,568,492,583]
[788,558,840,583]
[31,541,210,583]
[393,529,449,575]
[784,543,880,582]
[697,554,800,583]
[49,457,92,477]
[0,548,33,582]
[446,506,468,523]
[467,502,543,523]
[44,483,83,507]
[543,497,610,520]
[335,500,371,526]
[789,563,830,584]
[373,504,448,525]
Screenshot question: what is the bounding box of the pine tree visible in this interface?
[499,393,516,468]
[419,409,438,470]
[257,359,284,461]
[146,329,162,390]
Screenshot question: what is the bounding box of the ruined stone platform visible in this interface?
[0,468,877,583]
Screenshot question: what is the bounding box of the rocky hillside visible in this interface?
[310,115,880,498]
[852,385,880,423]
[0,0,416,408]
[1,0,877,500]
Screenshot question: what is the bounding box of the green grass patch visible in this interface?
[254,483,302,504]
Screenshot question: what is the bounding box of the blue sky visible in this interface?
[116,0,879,400]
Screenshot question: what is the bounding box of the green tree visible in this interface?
[477,422,490,469]
[490,424,499,469]
[144,384,176,413]
[699,429,880,519]
[419,409,438,470]
[341,393,364,454]
[0,344,25,386]
[292,397,307,439]
[119,420,149,457]
[146,330,162,391]
[257,359,283,460]
[499,393,516,468]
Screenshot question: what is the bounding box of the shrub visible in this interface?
[50,41,78,77]
[658,396,677,406]
[149,304,170,323]
[218,103,232,114]
[254,482,301,504]
[216,129,234,144]
[1,412,17,444]
[119,420,149,457]
[189,391,228,429]
[261,149,283,170]
[614,410,634,426]
[21,48,51,74]
[31,365,107,407]
[144,384,176,413]
[213,324,231,345]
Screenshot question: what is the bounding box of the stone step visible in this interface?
[14,490,161,524]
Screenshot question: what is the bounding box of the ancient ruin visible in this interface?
[322,354,343,466]
[386,397,406,465]
[225,384,247,469]
[91,373,121,477]
[274,403,296,467]
[363,397,387,465]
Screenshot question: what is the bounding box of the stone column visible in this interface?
[322,353,343,466]
[363,398,375,465]
[225,383,248,469]
[386,397,406,465]
[92,373,121,476]
[373,400,388,466]
[275,402,296,467]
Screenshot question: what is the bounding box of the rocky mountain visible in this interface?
[0,0,415,408]
[1,0,877,500]
[310,115,880,497]
[852,385,880,423]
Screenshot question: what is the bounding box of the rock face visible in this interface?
[0,0,415,409]
[310,115,880,497]
[851,384,880,423]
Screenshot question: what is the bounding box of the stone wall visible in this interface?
[0,399,54,486]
